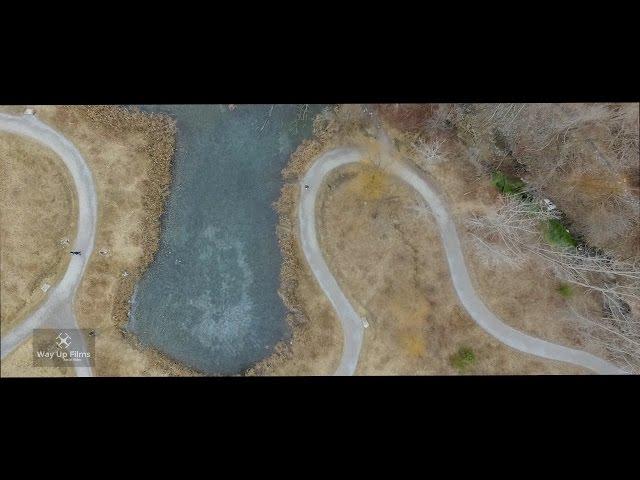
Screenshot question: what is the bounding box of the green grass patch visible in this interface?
[556,283,573,298]
[545,219,577,247]
[450,346,476,373]
[492,170,525,195]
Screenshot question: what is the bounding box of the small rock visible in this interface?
[40,283,51,293]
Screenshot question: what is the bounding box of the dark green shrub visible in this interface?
[492,170,525,195]
[545,219,577,247]
[556,283,573,298]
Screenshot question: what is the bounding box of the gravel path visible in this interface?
[299,147,626,375]
[0,112,97,377]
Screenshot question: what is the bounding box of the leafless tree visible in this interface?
[529,244,640,301]
[468,193,640,371]
[571,298,640,374]
[468,194,639,298]
[424,104,459,132]
[412,138,446,169]
[461,103,639,256]
[467,194,559,267]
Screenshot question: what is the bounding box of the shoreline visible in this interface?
[251,105,601,375]
[36,105,195,376]
[248,106,379,375]
[127,105,325,376]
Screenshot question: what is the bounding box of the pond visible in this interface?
[127,104,325,374]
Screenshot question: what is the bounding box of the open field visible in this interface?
[255,106,589,374]
[248,109,377,375]
[3,104,629,376]
[35,106,197,376]
[0,132,77,335]
[316,162,586,374]
[1,336,75,377]
[0,106,27,116]
[1,106,195,376]
[399,135,599,354]
[385,103,638,371]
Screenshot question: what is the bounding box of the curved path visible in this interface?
[299,147,627,375]
[0,112,97,377]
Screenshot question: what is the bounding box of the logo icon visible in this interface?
[55,332,72,349]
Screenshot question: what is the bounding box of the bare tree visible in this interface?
[468,194,639,299]
[468,193,640,371]
[528,244,640,301]
[571,298,640,374]
[460,103,639,257]
[424,104,459,132]
[467,194,559,267]
[412,138,446,169]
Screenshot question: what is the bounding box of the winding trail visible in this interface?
[299,147,627,376]
[0,112,97,377]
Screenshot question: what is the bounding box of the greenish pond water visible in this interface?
[127,105,324,374]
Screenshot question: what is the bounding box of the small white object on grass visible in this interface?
[24,108,35,115]
[40,283,50,293]
[543,198,557,211]
[362,317,369,328]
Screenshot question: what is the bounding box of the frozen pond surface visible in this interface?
[128,105,324,374]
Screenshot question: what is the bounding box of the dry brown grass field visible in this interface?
[255,106,588,375]
[0,132,77,335]
[3,104,626,376]
[388,103,638,370]
[401,136,607,358]
[1,106,195,377]
[316,162,586,374]
[1,337,74,377]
